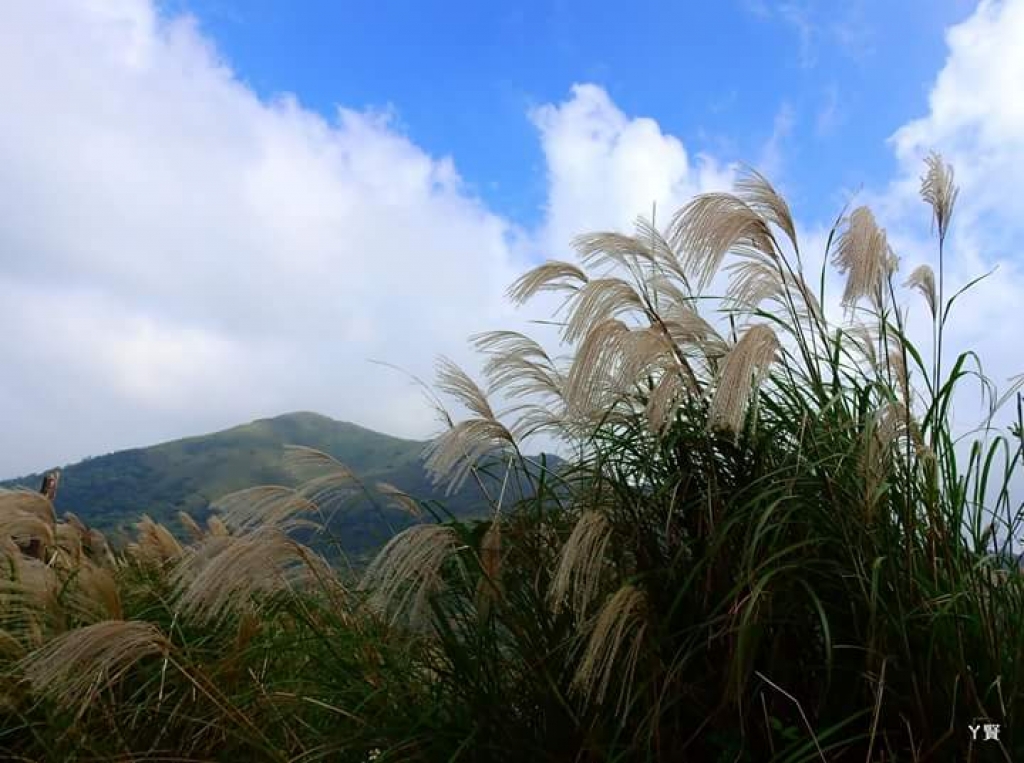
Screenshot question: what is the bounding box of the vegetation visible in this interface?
[1,155,1022,761]
[0,412,533,558]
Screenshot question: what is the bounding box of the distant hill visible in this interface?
[1,412,559,557]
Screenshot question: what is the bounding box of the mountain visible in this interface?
[1,412,557,557]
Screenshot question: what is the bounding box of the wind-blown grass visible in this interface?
[1,155,1021,761]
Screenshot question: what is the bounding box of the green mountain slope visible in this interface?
[1,412,551,556]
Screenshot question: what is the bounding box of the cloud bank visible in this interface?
[0,1,726,475]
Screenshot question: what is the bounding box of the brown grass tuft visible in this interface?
[549,511,613,620]
[572,584,648,710]
[708,324,780,434]
[18,620,170,716]
[360,524,461,628]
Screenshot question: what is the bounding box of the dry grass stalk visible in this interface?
[212,485,319,534]
[360,524,460,628]
[572,584,648,710]
[0,488,56,526]
[667,193,774,291]
[128,515,183,565]
[905,264,937,318]
[564,278,646,344]
[473,331,565,401]
[173,527,324,624]
[921,152,958,242]
[376,482,423,518]
[178,511,206,542]
[68,563,123,621]
[549,511,613,619]
[708,324,780,434]
[423,418,516,495]
[206,515,230,537]
[475,518,503,619]
[645,362,690,433]
[832,207,895,308]
[572,231,656,272]
[18,620,169,716]
[735,167,797,248]
[0,510,55,550]
[506,260,589,305]
[284,445,357,483]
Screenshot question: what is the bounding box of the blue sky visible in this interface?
[1,0,1023,476]
[171,0,973,224]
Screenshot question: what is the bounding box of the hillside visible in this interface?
[1,412,552,556]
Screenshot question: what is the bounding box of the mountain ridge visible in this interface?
[0,411,536,555]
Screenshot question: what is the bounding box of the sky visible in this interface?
[1,0,1023,477]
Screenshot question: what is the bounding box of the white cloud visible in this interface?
[0,3,733,476]
[0,0,525,475]
[869,0,1024,544]
[530,84,733,258]
[890,0,1024,225]
[880,0,1024,411]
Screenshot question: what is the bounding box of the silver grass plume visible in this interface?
[708,324,780,434]
[173,527,331,624]
[847,323,881,368]
[563,278,647,344]
[658,299,727,358]
[921,152,959,243]
[0,553,61,646]
[211,485,320,534]
[423,358,517,495]
[18,620,169,717]
[178,511,206,542]
[562,320,633,418]
[0,510,54,551]
[832,207,895,308]
[67,563,122,622]
[128,516,183,565]
[284,445,361,521]
[206,515,230,537]
[472,331,568,440]
[572,584,648,710]
[572,231,656,273]
[726,249,823,325]
[905,264,937,318]
[284,444,357,483]
[549,510,613,619]
[633,216,690,286]
[887,346,911,405]
[667,193,775,291]
[734,167,797,249]
[360,524,461,628]
[862,402,913,518]
[473,331,564,401]
[53,522,83,564]
[0,489,56,526]
[375,482,423,518]
[507,260,589,305]
[645,361,690,433]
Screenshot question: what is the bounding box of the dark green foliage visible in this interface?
[1,412,559,557]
